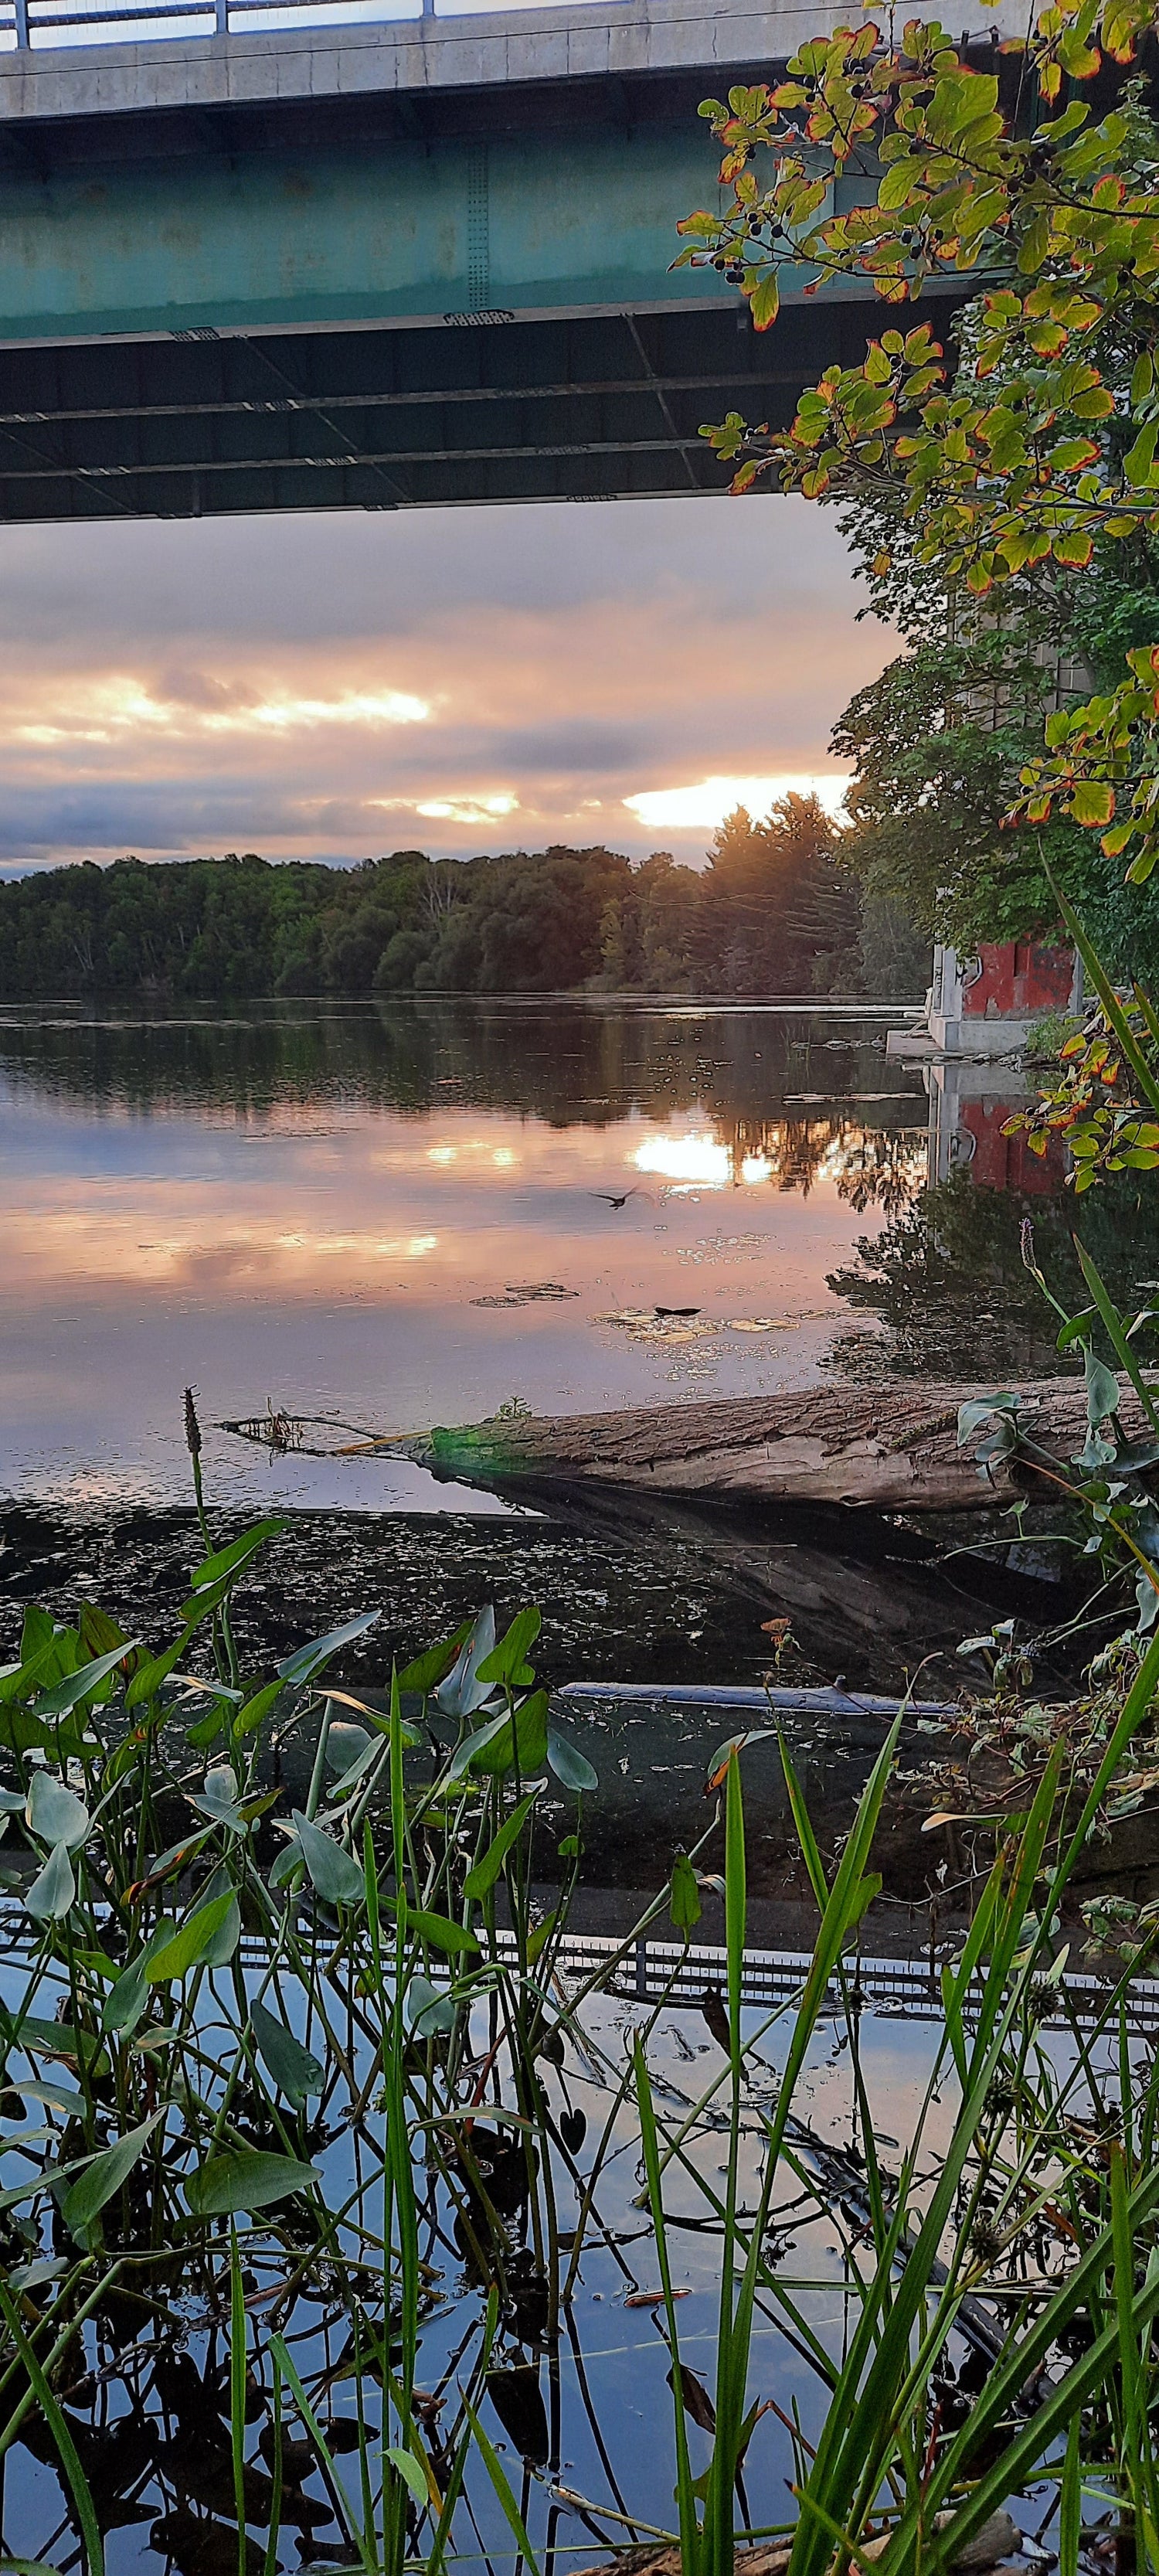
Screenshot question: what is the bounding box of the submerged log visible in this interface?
[416,1379,1146,1513]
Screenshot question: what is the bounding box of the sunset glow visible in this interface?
[624,773,850,832]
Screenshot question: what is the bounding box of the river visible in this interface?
[0,995,931,1513]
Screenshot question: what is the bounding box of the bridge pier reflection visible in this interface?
[924,1056,1066,1193]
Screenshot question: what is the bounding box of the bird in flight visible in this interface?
[590,1188,639,1210]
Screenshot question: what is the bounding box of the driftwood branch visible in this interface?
[415,1380,1144,1513]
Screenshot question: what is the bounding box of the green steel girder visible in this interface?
[0,51,970,517]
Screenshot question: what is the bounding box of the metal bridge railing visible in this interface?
[495,1929,1159,2036]
[0,0,589,50]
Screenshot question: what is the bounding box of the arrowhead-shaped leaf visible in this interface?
[25,1774,90,1852]
[184,2149,319,2217]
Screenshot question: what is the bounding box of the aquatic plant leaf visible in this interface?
[325,1720,372,1770]
[32,1640,137,1719]
[291,1811,365,1904]
[184,2149,319,2217]
[493,1690,549,1777]
[102,1959,149,2036]
[404,1974,455,2037]
[250,2000,325,2106]
[195,1884,242,1970]
[25,1840,76,1924]
[187,1764,263,1835]
[268,1840,303,1890]
[124,1630,194,1710]
[670,1850,702,1934]
[183,1707,227,1754]
[475,1608,541,1687]
[189,1517,288,1593]
[0,2282,106,2576]
[396,1621,473,1696]
[484,2367,549,2466]
[463,1790,540,1900]
[1085,1346,1121,1427]
[233,1678,285,1738]
[401,1907,479,1957]
[277,1611,380,1690]
[25,1772,90,1852]
[447,1711,510,1779]
[0,2007,100,2070]
[324,1721,382,1798]
[559,2106,586,2154]
[146,1890,237,1983]
[385,2446,429,2507]
[60,2110,162,2237]
[526,1911,557,1964]
[434,1606,498,1720]
[546,1727,598,1793]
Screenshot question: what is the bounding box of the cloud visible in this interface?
[0,492,893,871]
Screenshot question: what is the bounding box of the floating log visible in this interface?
[416,1379,1144,1513]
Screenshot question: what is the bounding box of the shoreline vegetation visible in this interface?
[2,1430,1159,2576]
[0,801,930,1006]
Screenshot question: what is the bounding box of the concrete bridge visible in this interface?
[0,0,1021,519]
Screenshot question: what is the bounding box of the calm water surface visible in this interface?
[0,998,926,1511]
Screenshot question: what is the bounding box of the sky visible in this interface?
[0,489,895,877]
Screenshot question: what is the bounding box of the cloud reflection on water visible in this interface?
[0,1000,926,1509]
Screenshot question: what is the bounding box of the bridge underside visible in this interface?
[0,4,974,519]
[0,294,947,519]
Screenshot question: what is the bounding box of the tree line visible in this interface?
[0,794,928,1003]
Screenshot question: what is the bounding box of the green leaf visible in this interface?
[546,1727,598,1794]
[124,1630,194,1711]
[396,1621,473,1696]
[385,2446,430,2508]
[186,1765,247,1836]
[447,1710,511,1780]
[25,1773,90,1852]
[1123,420,1159,486]
[1069,780,1116,826]
[475,1607,541,1687]
[0,2285,104,2576]
[403,1974,455,2037]
[32,1641,137,1719]
[0,2006,104,2068]
[145,1890,237,1983]
[434,1606,498,1720]
[184,2149,319,2218]
[250,1999,325,2106]
[669,1852,702,1935]
[185,1700,232,1751]
[233,1678,285,1737]
[277,1611,380,1690]
[189,1517,287,1593]
[463,1791,540,1900]
[1085,1346,1121,1427]
[461,1690,549,1780]
[60,2112,162,2239]
[402,1908,479,1957]
[526,1910,557,1965]
[25,1841,76,1924]
[325,1720,372,1771]
[291,1810,365,1905]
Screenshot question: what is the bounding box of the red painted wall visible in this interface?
[961,941,1075,1019]
[960,1101,1066,1193]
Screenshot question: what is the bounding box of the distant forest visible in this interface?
[0,795,930,1002]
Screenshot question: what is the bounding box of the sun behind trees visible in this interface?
[0,795,924,1002]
